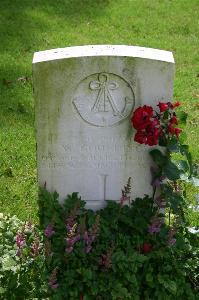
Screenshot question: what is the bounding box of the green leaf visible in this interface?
[167,137,180,152]
[179,131,187,143]
[167,280,177,294]
[1,255,17,271]
[174,160,189,173]
[189,177,199,187]
[149,149,167,167]
[178,111,188,125]
[146,273,153,283]
[163,160,182,180]
[0,287,5,294]
[180,144,193,175]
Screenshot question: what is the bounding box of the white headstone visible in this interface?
[33,45,175,210]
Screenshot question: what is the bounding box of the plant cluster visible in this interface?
[38,189,198,300]
[131,101,182,146]
[0,213,46,299]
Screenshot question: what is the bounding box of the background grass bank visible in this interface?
[0,0,198,224]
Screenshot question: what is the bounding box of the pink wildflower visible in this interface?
[48,268,59,289]
[65,234,81,253]
[167,227,176,246]
[16,232,26,248]
[148,217,163,234]
[44,224,55,238]
[168,238,176,246]
[30,236,40,257]
[83,215,100,253]
[154,196,166,208]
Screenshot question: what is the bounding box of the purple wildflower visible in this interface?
[99,249,113,270]
[16,249,22,257]
[66,216,75,232]
[16,231,26,248]
[167,238,176,246]
[44,240,53,258]
[83,215,100,253]
[172,182,181,193]
[120,177,131,205]
[150,166,167,188]
[120,196,130,205]
[24,221,34,233]
[30,236,40,257]
[167,227,176,246]
[65,234,81,253]
[148,217,163,234]
[85,245,92,254]
[152,178,162,188]
[44,224,55,238]
[65,202,81,232]
[83,231,94,251]
[154,196,166,208]
[66,246,73,253]
[48,268,59,289]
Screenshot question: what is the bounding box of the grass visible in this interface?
[0,0,198,224]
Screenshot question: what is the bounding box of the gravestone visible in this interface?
[33,45,175,210]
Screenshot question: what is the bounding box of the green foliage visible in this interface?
[38,190,199,300]
[0,213,47,299]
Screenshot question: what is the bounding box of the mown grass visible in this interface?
[0,0,198,224]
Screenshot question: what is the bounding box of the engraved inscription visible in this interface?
[99,174,108,201]
[39,138,147,171]
[73,72,135,127]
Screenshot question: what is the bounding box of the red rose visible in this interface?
[131,105,153,130]
[142,243,153,254]
[134,131,147,144]
[134,122,161,146]
[157,102,168,112]
[151,118,160,127]
[146,127,161,146]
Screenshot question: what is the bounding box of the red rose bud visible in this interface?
[168,123,176,134]
[142,243,153,254]
[169,101,181,109]
[174,101,181,108]
[170,116,178,125]
[175,128,182,138]
[157,102,168,112]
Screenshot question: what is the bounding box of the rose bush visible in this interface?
[131,101,182,146]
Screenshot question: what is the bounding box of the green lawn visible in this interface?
[0,0,198,224]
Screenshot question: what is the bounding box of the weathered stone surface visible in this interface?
[33,45,175,209]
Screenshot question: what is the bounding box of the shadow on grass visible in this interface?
[0,0,110,123]
[0,0,110,52]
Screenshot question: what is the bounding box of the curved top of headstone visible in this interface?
[33,45,174,64]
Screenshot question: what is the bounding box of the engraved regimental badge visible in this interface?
[73,72,135,127]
